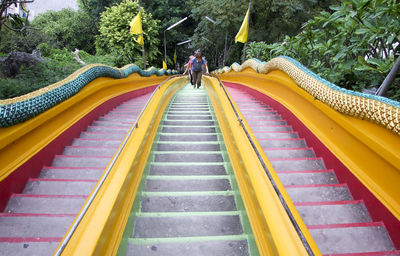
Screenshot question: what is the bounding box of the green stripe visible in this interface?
[152,151,222,154]
[146,175,230,180]
[159,132,220,135]
[150,162,229,166]
[128,234,249,245]
[155,141,220,144]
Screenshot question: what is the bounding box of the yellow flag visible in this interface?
[235,8,249,43]
[130,11,144,46]
[163,61,167,70]
[174,49,177,64]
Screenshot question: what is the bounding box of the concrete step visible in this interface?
[127,238,249,256]
[4,195,86,214]
[22,179,96,195]
[251,125,293,132]
[161,126,217,133]
[156,142,220,151]
[277,170,338,186]
[295,201,371,225]
[86,126,129,133]
[149,164,227,176]
[309,223,396,254]
[0,215,74,237]
[71,138,121,147]
[167,115,212,120]
[258,138,307,149]
[163,120,215,126]
[246,120,287,126]
[79,131,126,140]
[51,155,110,168]
[92,120,132,127]
[285,184,353,202]
[159,134,218,142]
[270,158,326,171]
[133,215,243,238]
[98,116,136,122]
[145,178,231,192]
[154,153,223,163]
[263,148,315,158]
[167,111,211,115]
[252,132,298,139]
[62,146,116,156]
[0,240,59,256]
[241,114,282,120]
[39,167,104,180]
[141,195,237,212]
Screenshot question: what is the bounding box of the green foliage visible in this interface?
[32,9,97,54]
[78,0,122,23]
[0,24,49,54]
[0,44,116,100]
[95,0,161,67]
[246,0,400,101]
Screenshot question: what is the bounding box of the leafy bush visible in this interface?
[32,9,97,54]
[95,0,161,67]
[246,0,400,101]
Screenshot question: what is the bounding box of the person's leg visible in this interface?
[196,72,203,88]
[192,71,199,88]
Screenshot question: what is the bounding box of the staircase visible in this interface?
[0,93,153,256]
[226,86,400,255]
[118,85,258,256]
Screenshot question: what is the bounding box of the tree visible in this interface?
[32,9,97,54]
[77,0,122,23]
[0,0,35,32]
[95,0,161,67]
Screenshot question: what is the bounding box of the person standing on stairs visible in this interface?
[187,50,209,89]
[183,55,194,86]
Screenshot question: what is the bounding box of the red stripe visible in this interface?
[55,155,111,158]
[251,125,291,128]
[307,221,383,229]
[81,131,126,135]
[28,178,97,182]
[0,213,76,217]
[88,126,129,129]
[254,131,297,134]
[285,183,347,188]
[11,194,88,198]
[258,138,304,141]
[325,250,400,256]
[294,200,363,206]
[66,146,118,149]
[263,147,312,151]
[246,119,285,122]
[0,237,63,243]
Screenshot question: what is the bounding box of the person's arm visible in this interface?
[183,63,189,75]
[204,63,209,74]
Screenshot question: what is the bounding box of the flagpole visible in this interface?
[138,2,146,69]
[241,0,251,63]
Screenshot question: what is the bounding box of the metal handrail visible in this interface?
[208,74,314,255]
[54,74,180,255]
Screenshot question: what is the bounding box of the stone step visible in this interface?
[251,126,293,132]
[71,138,121,147]
[263,148,315,158]
[156,143,220,151]
[23,179,97,195]
[163,120,215,126]
[133,215,243,238]
[4,195,86,214]
[285,184,353,202]
[270,158,326,171]
[141,195,237,212]
[127,238,249,256]
[309,223,396,254]
[145,178,231,192]
[159,134,218,142]
[277,170,338,186]
[258,138,307,149]
[0,215,74,237]
[154,153,223,163]
[161,126,217,133]
[246,120,287,126]
[252,132,298,139]
[86,126,129,133]
[39,167,103,180]
[62,146,116,156]
[241,114,282,120]
[79,131,126,140]
[98,116,136,122]
[91,120,132,127]
[51,155,110,168]
[0,240,59,256]
[149,164,227,176]
[167,115,212,120]
[295,201,371,225]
